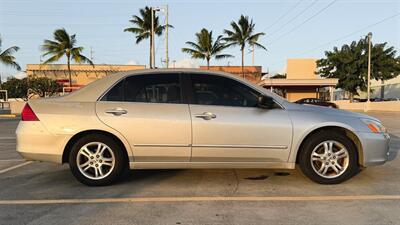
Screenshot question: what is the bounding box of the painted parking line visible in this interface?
[0,159,25,162]
[0,195,399,205]
[0,161,32,174]
[0,137,16,140]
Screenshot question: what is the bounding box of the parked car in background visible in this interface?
[384,98,400,101]
[16,69,394,186]
[295,98,338,108]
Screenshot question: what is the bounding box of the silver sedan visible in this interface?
[16,69,395,186]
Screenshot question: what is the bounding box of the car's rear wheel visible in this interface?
[69,134,126,186]
[298,131,359,184]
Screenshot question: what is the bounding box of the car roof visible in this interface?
[58,68,283,103]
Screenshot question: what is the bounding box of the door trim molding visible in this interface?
[134,144,191,147]
[192,144,288,149]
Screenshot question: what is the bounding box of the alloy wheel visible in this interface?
[76,142,115,180]
[310,140,349,179]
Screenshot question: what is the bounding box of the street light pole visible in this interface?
[251,45,254,66]
[151,7,155,69]
[367,32,372,103]
[165,5,169,68]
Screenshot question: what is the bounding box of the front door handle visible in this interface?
[105,108,128,116]
[195,112,217,120]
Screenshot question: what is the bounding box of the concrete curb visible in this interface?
[0,114,17,118]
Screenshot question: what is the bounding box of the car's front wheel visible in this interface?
[69,134,126,186]
[298,131,359,184]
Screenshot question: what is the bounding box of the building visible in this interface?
[334,76,400,100]
[258,59,338,102]
[26,64,146,91]
[199,66,263,83]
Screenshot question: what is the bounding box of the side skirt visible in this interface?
[129,162,295,170]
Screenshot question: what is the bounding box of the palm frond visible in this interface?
[184,41,203,51]
[181,48,206,59]
[251,42,267,51]
[215,54,234,59]
[0,55,21,70]
[0,46,20,58]
[124,27,144,34]
[41,52,64,64]
[72,53,94,66]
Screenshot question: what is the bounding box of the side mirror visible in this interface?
[258,95,275,109]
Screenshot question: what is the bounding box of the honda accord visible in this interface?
[16,69,395,186]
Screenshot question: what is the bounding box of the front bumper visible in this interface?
[16,121,68,164]
[357,131,394,166]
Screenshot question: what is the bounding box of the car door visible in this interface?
[187,73,293,163]
[96,73,192,162]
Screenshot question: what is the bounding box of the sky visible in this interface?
[0,0,399,81]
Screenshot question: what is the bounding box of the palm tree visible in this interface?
[41,28,93,88]
[223,15,266,77]
[124,6,172,68]
[0,36,21,71]
[182,28,233,69]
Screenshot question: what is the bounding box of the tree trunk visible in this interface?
[241,48,245,78]
[67,56,72,89]
[207,58,210,70]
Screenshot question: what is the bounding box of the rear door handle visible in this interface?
[195,112,217,120]
[105,108,127,116]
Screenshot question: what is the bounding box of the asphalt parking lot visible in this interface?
[0,111,399,225]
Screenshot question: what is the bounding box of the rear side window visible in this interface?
[101,79,124,101]
[101,74,182,104]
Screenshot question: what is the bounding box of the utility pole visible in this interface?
[90,47,94,61]
[251,45,255,66]
[367,32,372,103]
[165,5,169,68]
[151,7,155,69]
[150,6,168,69]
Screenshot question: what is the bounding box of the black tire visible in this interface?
[298,130,359,184]
[69,134,126,186]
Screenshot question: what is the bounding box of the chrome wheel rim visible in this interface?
[76,142,115,180]
[310,140,349,179]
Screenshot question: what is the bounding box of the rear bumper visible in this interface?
[16,121,68,164]
[357,131,393,166]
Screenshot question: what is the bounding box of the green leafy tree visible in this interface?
[124,6,172,68]
[223,15,266,77]
[270,73,287,79]
[0,36,21,71]
[0,77,28,99]
[317,37,400,101]
[182,28,233,69]
[369,42,400,81]
[41,28,94,88]
[29,77,62,97]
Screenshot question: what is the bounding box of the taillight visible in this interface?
[21,103,39,121]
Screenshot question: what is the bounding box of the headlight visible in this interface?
[361,118,387,133]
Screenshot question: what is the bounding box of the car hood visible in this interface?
[284,102,379,122]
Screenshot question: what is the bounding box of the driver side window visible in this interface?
[190,74,259,107]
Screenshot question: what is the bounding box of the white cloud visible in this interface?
[126,60,140,65]
[14,71,27,79]
[169,58,199,68]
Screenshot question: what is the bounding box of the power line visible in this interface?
[266,0,318,39]
[266,12,400,67]
[269,0,338,45]
[296,11,400,55]
[263,0,303,32]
